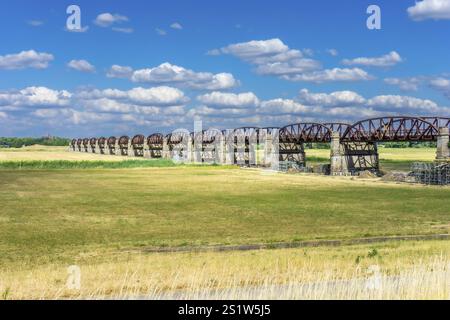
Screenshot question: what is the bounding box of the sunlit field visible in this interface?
[1,241,449,299]
[0,146,448,299]
[0,145,135,161]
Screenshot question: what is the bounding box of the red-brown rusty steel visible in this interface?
[166,131,190,145]
[118,135,129,147]
[82,138,89,146]
[89,137,97,146]
[202,129,223,144]
[98,137,106,146]
[107,136,116,146]
[131,134,145,146]
[76,139,83,146]
[322,123,351,137]
[71,139,77,146]
[147,133,164,146]
[341,117,439,142]
[421,117,450,131]
[232,127,260,144]
[279,123,332,143]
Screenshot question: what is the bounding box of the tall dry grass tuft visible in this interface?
[1,252,448,300]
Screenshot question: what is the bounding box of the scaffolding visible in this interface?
[411,162,450,185]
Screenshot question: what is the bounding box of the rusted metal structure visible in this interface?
[76,139,82,152]
[146,133,164,158]
[279,123,331,166]
[166,130,191,160]
[421,117,450,131]
[231,127,260,166]
[107,136,117,155]
[322,123,350,137]
[341,117,438,142]
[71,115,450,174]
[89,137,97,153]
[118,136,130,156]
[97,137,106,154]
[194,129,223,163]
[82,138,89,152]
[70,139,77,151]
[130,134,145,157]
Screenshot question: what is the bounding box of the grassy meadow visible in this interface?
[0,146,449,299]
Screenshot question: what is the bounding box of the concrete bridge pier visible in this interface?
[186,136,194,163]
[127,141,135,158]
[261,135,273,167]
[225,137,234,165]
[162,137,170,159]
[330,131,379,175]
[143,141,152,158]
[115,141,121,156]
[248,135,258,166]
[436,127,449,161]
[330,132,349,176]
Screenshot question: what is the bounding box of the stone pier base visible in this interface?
[436,127,450,161]
[330,132,379,176]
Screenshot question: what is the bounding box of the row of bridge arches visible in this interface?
[70,116,450,174]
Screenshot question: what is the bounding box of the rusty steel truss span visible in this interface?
[71,115,449,171]
[278,123,332,166]
[421,117,450,130]
[147,133,164,158]
[279,123,332,143]
[166,130,191,160]
[322,123,351,138]
[129,134,145,157]
[341,117,439,142]
[191,129,223,163]
[231,127,260,166]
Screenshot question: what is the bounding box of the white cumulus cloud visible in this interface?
[342,51,402,67]
[197,92,260,108]
[298,89,366,107]
[109,62,238,90]
[408,0,450,20]
[67,59,96,73]
[94,13,128,27]
[283,68,373,83]
[0,50,54,70]
[209,39,373,83]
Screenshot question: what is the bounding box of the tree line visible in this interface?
[0,137,71,148]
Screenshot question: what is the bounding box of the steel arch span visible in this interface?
[341,117,439,142]
[421,117,450,131]
[322,123,351,138]
[279,123,332,143]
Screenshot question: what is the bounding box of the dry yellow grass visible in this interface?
[306,147,437,162]
[1,240,448,299]
[0,146,145,162]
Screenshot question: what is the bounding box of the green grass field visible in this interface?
[0,146,449,299]
[306,147,437,171]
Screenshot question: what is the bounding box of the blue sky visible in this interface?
[0,0,450,137]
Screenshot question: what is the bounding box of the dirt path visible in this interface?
[127,234,450,254]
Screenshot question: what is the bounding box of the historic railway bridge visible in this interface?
[70,116,450,175]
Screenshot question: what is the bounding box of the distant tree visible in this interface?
[0,137,71,148]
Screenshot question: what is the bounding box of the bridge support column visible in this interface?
[330,132,348,176]
[262,135,273,167]
[115,142,121,156]
[249,135,258,167]
[436,127,449,161]
[162,137,170,159]
[144,141,152,158]
[187,136,194,163]
[217,135,226,165]
[127,142,135,158]
[225,137,234,165]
